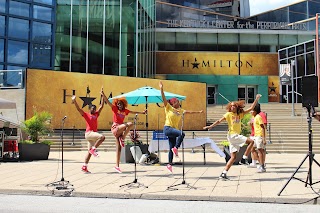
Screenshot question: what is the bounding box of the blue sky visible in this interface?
[250,0,300,16]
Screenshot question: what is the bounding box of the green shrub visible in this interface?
[21,110,53,143]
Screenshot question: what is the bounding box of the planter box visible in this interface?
[18,143,50,161]
[223,146,252,165]
[120,144,148,163]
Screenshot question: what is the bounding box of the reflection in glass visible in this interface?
[8,40,28,65]
[0,1,5,13]
[34,0,53,5]
[31,44,51,68]
[9,1,30,17]
[0,16,4,37]
[32,22,52,43]
[0,39,3,62]
[8,18,29,40]
[33,5,52,22]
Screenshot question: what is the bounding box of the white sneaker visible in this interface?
[257,166,266,173]
[247,163,257,168]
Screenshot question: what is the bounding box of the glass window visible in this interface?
[7,40,28,65]
[289,2,307,23]
[218,33,238,52]
[0,16,5,37]
[260,34,278,52]
[308,2,319,17]
[31,43,51,68]
[9,1,30,17]
[8,18,29,40]
[0,64,3,70]
[279,34,297,48]
[306,52,315,75]
[240,34,259,52]
[34,0,53,5]
[296,55,305,77]
[0,1,5,13]
[33,5,52,22]
[0,39,4,62]
[32,22,52,43]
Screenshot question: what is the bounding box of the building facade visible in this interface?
[1,0,319,105]
[0,0,55,87]
[155,0,318,104]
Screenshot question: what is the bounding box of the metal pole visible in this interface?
[291,60,295,116]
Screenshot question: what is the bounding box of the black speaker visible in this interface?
[302,76,318,107]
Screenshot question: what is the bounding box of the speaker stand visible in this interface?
[278,105,320,196]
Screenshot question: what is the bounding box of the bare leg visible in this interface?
[257,149,264,166]
[224,152,237,171]
[122,122,134,140]
[84,153,92,164]
[115,138,122,167]
[244,138,254,156]
[93,135,105,148]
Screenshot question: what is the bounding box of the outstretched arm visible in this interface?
[159,81,168,107]
[96,87,105,114]
[244,94,262,114]
[72,96,84,116]
[184,110,204,114]
[203,116,225,130]
[129,109,147,115]
[101,89,113,108]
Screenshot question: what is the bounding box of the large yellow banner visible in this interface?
[156,52,278,75]
[26,69,206,131]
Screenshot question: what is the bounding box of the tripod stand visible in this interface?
[120,114,148,188]
[46,116,74,196]
[167,112,196,191]
[278,105,320,196]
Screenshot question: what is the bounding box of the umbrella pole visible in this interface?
[167,112,196,191]
[145,97,148,146]
[119,114,148,189]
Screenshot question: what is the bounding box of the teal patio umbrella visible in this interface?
[109,86,186,144]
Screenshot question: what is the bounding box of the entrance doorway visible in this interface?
[207,85,216,105]
[238,85,256,103]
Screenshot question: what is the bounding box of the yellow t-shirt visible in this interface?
[164,104,185,129]
[224,112,244,135]
[254,114,264,137]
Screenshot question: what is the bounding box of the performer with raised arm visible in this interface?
[159,81,203,174]
[203,94,261,180]
[101,90,146,173]
[72,89,105,174]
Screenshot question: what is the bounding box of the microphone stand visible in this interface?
[46,116,74,196]
[167,112,196,191]
[120,114,148,188]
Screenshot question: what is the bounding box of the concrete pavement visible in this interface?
[0,151,319,204]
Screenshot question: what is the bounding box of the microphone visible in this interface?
[135,114,138,119]
[62,116,67,121]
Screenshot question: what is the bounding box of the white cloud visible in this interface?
[249,0,301,16]
[9,49,28,64]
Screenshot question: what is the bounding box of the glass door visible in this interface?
[238,85,256,103]
[207,85,216,105]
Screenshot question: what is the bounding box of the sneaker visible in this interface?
[247,163,257,168]
[81,166,91,174]
[166,164,173,173]
[171,147,179,157]
[89,148,99,157]
[219,173,229,181]
[114,166,122,173]
[239,158,249,165]
[257,166,266,173]
[118,136,125,148]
